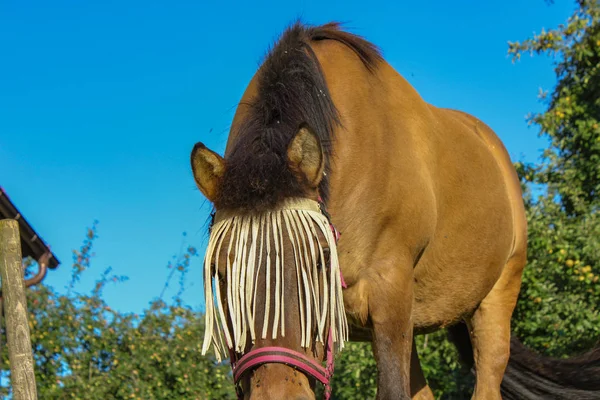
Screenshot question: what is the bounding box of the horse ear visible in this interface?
[190,142,225,203]
[287,124,325,188]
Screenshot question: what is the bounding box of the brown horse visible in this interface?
[190,22,558,400]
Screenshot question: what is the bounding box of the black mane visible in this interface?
[215,21,381,211]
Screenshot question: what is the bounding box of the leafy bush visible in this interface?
[1,223,236,399]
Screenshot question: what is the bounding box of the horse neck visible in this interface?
[313,41,436,272]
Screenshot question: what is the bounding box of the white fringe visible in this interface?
[201,198,348,361]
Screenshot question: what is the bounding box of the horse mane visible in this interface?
[215,21,382,211]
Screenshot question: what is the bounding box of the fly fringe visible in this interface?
[201,198,348,362]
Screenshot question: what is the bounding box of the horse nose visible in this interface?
[248,364,316,400]
[249,390,314,400]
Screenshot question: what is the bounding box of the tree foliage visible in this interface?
[1,223,235,399]
[509,0,600,215]
[509,0,600,356]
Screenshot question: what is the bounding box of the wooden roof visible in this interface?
[0,186,60,269]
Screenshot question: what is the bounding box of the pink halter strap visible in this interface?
[231,328,337,399]
[230,197,345,399]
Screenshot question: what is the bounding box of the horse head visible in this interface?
[191,126,347,400]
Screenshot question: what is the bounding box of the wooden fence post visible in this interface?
[0,219,38,400]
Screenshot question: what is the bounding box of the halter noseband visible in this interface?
[229,197,345,400]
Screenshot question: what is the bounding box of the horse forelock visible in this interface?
[214,21,382,212]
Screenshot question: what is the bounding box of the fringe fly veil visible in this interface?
[201,198,348,362]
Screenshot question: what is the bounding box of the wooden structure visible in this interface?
[0,186,61,399]
[0,187,60,289]
[0,220,37,399]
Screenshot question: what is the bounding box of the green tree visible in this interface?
[1,222,236,399]
[510,0,600,216]
[509,0,600,356]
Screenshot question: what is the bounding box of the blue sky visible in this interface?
[0,0,574,315]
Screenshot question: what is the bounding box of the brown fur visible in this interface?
[192,22,529,400]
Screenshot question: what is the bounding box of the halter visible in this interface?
[221,197,345,400]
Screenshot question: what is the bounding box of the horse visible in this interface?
[190,22,600,400]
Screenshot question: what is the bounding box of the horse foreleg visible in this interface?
[466,254,525,400]
[368,260,414,400]
[410,338,435,400]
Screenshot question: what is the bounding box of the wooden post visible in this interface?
[0,219,37,400]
